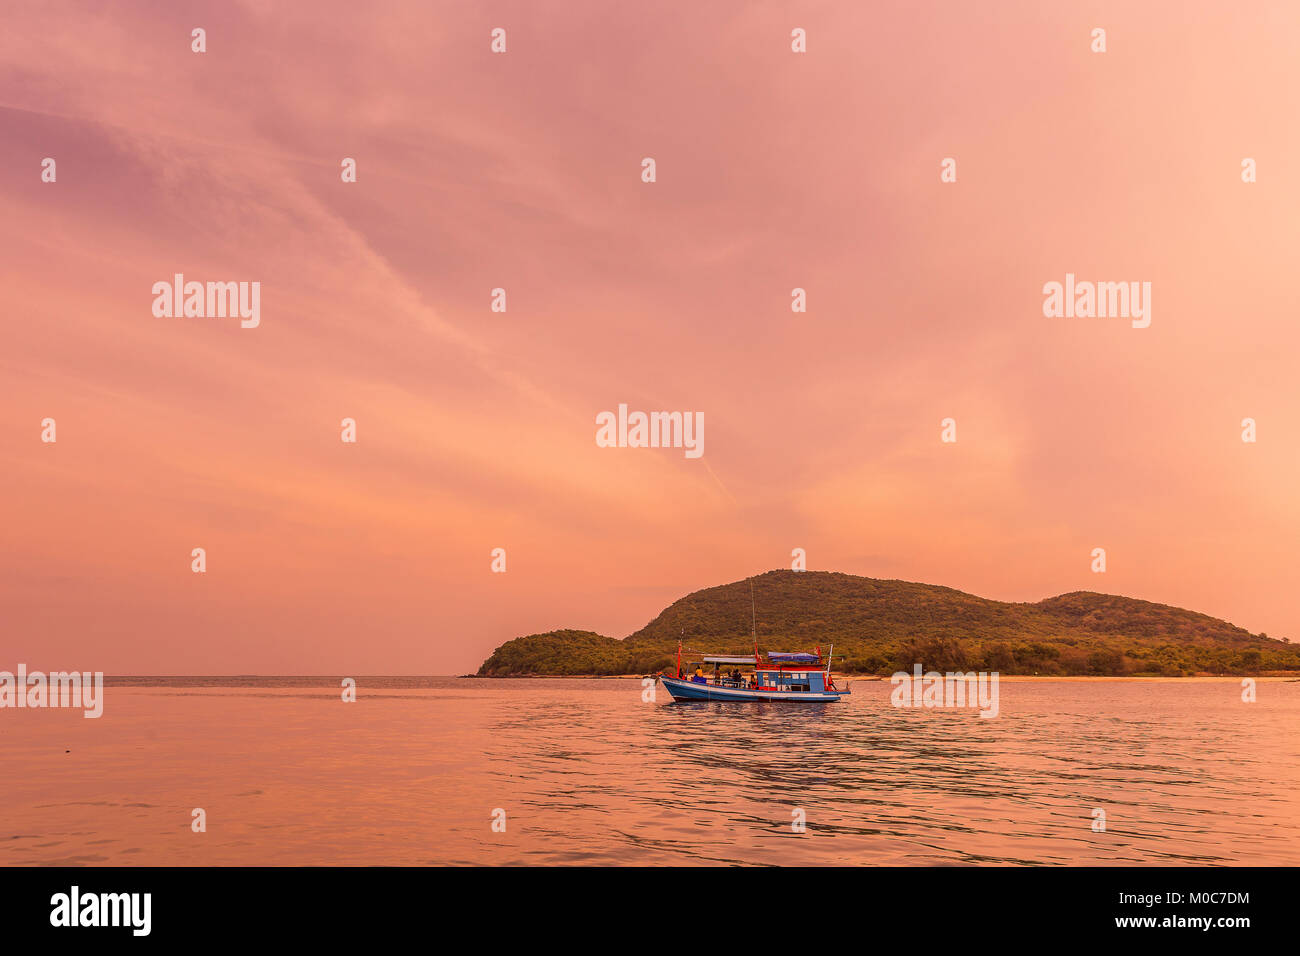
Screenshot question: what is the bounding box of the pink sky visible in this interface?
[2,1,1298,674]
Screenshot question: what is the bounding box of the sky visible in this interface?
[2,1,1298,674]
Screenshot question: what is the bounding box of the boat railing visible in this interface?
[670,674,754,689]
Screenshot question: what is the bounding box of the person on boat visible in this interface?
[692,667,706,684]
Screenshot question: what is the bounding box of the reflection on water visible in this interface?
[2,678,1296,865]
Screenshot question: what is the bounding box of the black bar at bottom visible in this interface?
[0,866,1279,943]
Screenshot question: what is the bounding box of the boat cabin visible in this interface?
[754,652,834,693]
[686,656,756,688]
[680,651,838,694]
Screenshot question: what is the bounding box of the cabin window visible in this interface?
[790,683,809,692]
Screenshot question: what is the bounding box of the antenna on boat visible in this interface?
[750,577,759,665]
[749,578,757,641]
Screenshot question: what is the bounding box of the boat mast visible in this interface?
[749,579,756,640]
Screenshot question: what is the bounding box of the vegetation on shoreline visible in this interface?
[476,571,1299,678]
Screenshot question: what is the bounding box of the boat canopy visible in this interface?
[701,655,756,664]
[767,652,820,663]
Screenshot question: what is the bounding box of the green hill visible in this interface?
[476,570,1299,677]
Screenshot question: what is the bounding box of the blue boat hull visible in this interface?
[659,676,849,703]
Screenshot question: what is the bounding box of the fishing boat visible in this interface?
[658,643,850,703]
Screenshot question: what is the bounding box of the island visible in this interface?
[477,570,1299,677]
